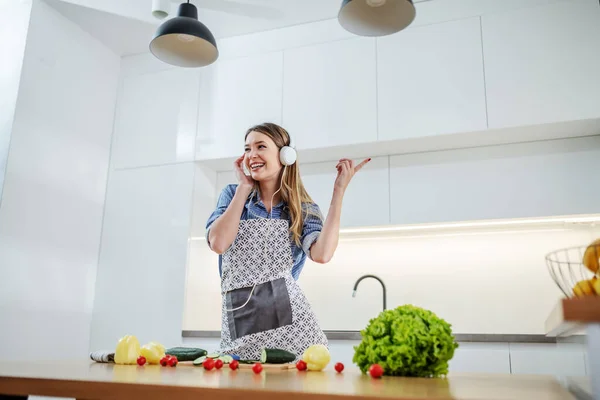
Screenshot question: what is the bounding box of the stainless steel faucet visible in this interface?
[352,274,387,312]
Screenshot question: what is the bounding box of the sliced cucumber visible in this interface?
[219,355,233,364]
[193,355,207,366]
[206,353,220,359]
[260,348,296,364]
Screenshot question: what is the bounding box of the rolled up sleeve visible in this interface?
[205,184,236,248]
[301,203,324,260]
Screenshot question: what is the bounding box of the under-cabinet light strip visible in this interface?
[188,215,600,242]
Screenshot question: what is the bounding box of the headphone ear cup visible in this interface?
[279,146,297,166]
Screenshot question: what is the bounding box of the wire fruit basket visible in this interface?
[545,239,600,298]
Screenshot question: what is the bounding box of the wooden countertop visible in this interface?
[0,360,576,400]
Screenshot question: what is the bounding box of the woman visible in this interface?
[205,122,370,361]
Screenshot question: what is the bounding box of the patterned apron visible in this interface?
[218,217,328,361]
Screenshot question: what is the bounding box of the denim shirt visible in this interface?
[205,184,324,280]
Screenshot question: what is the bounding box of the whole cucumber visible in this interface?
[165,347,207,362]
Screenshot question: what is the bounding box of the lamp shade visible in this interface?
[150,2,218,68]
[338,0,415,37]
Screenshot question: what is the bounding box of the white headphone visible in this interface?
[279,134,297,166]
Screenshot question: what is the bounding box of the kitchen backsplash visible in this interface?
[182,216,600,335]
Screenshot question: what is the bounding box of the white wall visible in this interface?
[0,0,120,361]
[0,0,32,202]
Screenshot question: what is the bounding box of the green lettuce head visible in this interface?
[352,305,459,377]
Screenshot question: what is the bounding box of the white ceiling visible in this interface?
[45,0,349,56]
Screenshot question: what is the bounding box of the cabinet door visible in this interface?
[282,38,377,150]
[113,68,199,169]
[195,52,283,161]
[482,0,600,129]
[389,136,600,225]
[509,344,587,376]
[449,344,511,374]
[377,17,487,141]
[90,163,195,350]
[300,156,389,228]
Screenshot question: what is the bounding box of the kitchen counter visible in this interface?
[182,330,587,343]
[0,360,577,400]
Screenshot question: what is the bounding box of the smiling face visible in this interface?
[244,130,282,182]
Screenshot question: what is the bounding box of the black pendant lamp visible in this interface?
[338,0,416,37]
[150,1,218,68]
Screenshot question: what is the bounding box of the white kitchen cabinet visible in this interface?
[377,17,487,141]
[300,156,389,228]
[112,68,199,169]
[190,170,235,236]
[216,170,236,197]
[282,37,377,150]
[482,0,600,129]
[189,164,217,238]
[90,163,194,351]
[509,343,587,376]
[195,52,283,161]
[449,343,511,374]
[389,135,600,225]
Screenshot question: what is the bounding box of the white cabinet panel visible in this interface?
[483,0,600,128]
[113,68,199,169]
[509,343,587,376]
[390,136,600,225]
[216,170,236,196]
[90,163,194,351]
[449,343,511,374]
[190,170,235,238]
[283,38,377,149]
[182,239,221,331]
[195,52,283,161]
[377,17,487,141]
[190,164,217,238]
[301,156,389,228]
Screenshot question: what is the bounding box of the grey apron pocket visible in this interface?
[226,277,292,341]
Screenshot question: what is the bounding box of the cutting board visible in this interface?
[237,363,296,370]
[178,361,296,370]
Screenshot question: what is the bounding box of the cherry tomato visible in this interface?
[229,360,239,370]
[168,356,178,367]
[137,356,146,366]
[214,359,224,369]
[296,360,307,371]
[369,364,384,379]
[252,363,263,374]
[160,357,169,367]
[334,362,344,373]
[203,358,215,371]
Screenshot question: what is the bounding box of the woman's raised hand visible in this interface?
[234,155,255,189]
[334,158,371,192]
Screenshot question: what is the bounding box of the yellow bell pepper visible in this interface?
[140,341,166,365]
[302,344,331,371]
[114,335,141,365]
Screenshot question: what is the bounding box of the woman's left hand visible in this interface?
[334,158,371,192]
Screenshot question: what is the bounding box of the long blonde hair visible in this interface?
[245,123,317,246]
